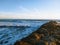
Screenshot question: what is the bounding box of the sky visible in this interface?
[0,0,60,19]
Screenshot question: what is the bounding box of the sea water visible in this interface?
[0,19,48,45]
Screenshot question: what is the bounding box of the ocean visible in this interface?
[0,19,48,45]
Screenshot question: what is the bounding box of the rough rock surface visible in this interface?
[14,21,60,45]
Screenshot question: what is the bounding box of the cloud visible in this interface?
[21,7,29,12]
[0,6,60,19]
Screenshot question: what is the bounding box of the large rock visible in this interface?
[14,21,60,45]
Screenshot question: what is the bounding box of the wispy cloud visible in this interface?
[0,6,60,19]
[0,0,60,19]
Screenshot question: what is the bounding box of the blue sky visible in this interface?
[0,0,60,19]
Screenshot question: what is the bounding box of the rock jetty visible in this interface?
[14,21,60,45]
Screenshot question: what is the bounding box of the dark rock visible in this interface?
[14,21,60,45]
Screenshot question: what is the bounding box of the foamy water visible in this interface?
[0,20,48,45]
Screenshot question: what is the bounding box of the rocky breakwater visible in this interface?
[14,21,60,45]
